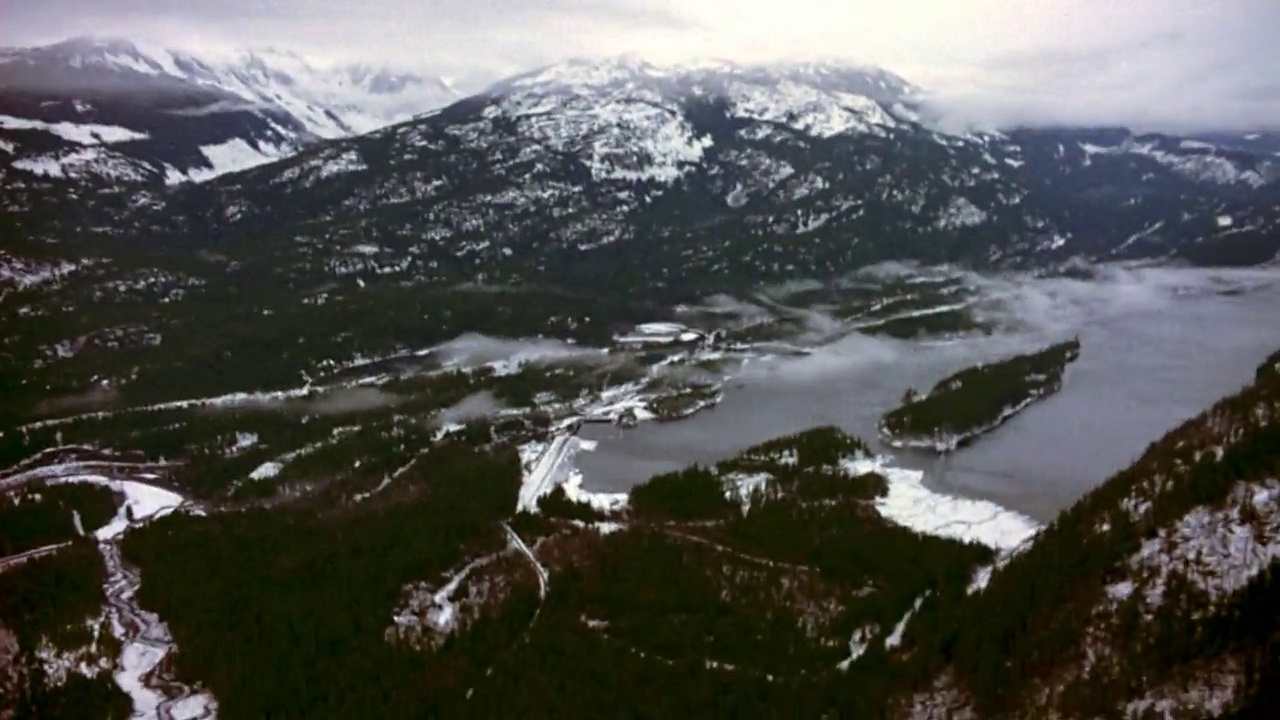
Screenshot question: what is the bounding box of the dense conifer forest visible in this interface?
[880,339,1081,449]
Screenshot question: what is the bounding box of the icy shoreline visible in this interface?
[879,392,1051,453]
[842,456,1041,551]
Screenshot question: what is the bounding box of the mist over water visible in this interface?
[576,265,1280,520]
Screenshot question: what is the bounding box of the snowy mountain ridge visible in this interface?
[2,36,458,136]
[0,36,458,184]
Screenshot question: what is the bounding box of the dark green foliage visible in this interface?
[0,483,118,555]
[536,485,606,522]
[119,442,520,719]
[881,339,1081,445]
[629,465,735,521]
[11,671,131,720]
[0,542,105,649]
[720,425,871,475]
[1258,348,1280,382]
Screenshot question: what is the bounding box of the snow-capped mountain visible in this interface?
[5,52,1279,297]
[0,36,457,185]
[86,54,1266,301]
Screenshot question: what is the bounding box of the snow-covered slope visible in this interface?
[899,358,1280,718]
[116,53,1273,301]
[0,36,457,184]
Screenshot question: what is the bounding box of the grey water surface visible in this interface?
[577,267,1280,521]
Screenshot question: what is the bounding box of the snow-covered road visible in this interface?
[0,541,72,575]
[503,523,548,599]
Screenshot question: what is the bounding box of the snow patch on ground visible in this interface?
[0,114,149,145]
[45,475,187,540]
[248,461,283,480]
[517,435,626,513]
[885,593,927,649]
[837,625,877,670]
[12,146,150,182]
[1080,139,1268,187]
[935,196,989,230]
[724,471,773,512]
[1123,480,1280,611]
[967,536,1035,594]
[187,137,293,182]
[229,431,258,455]
[726,80,896,137]
[0,253,82,290]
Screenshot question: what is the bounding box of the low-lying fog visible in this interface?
[577,265,1280,521]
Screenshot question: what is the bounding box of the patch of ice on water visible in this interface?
[841,457,1041,551]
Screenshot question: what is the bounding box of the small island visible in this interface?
[880,339,1082,452]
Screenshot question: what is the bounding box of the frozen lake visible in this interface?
[576,266,1280,521]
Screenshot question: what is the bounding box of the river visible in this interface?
[575,266,1280,521]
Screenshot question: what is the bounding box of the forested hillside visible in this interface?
[891,347,1280,718]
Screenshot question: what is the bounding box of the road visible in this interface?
[0,542,72,575]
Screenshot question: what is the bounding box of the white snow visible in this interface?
[0,114,149,145]
[0,253,81,290]
[98,542,217,719]
[348,243,382,256]
[1114,220,1167,254]
[967,536,1035,594]
[1080,138,1268,187]
[248,461,283,481]
[517,435,625,513]
[724,472,773,511]
[1123,657,1243,719]
[885,594,927,649]
[40,475,185,540]
[935,196,989,230]
[71,41,456,138]
[615,322,704,346]
[841,457,1041,551]
[725,80,896,137]
[311,148,368,181]
[114,643,169,716]
[186,137,292,182]
[1216,215,1234,228]
[88,480,187,540]
[12,146,150,181]
[837,625,877,670]
[229,431,259,454]
[1125,480,1280,610]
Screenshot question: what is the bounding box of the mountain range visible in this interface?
[0,36,458,185]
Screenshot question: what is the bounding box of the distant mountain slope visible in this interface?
[4,53,1279,317]
[0,36,457,186]
[99,55,1274,304]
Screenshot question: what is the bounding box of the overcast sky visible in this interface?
[5,0,1279,131]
